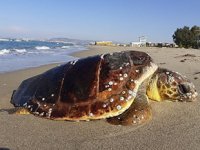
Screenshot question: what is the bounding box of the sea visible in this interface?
[0,38,88,73]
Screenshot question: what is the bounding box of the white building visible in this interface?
[131,36,147,47]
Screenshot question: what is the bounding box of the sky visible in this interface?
[0,0,199,43]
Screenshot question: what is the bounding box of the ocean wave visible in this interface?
[14,39,22,42]
[0,38,10,42]
[0,48,28,55]
[61,46,70,49]
[35,46,50,50]
[0,49,10,55]
[13,49,27,53]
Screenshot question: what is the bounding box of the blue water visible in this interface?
[0,39,87,73]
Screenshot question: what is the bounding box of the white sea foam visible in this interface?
[14,49,27,53]
[35,46,50,50]
[61,46,70,49]
[0,49,10,55]
[15,39,22,42]
[0,40,87,73]
[0,38,10,42]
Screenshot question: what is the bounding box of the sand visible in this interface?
[1,46,200,150]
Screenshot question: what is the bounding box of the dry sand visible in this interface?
[1,46,200,150]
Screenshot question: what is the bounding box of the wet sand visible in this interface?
[1,46,200,150]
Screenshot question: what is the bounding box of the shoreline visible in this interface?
[1,45,199,75]
[1,45,200,149]
[0,62,61,75]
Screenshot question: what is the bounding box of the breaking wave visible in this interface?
[61,46,70,49]
[0,39,87,72]
[14,49,27,53]
[0,49,10,55]
[35,46,50,50]
[0,49,28,55]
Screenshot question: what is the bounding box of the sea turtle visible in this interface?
[10,51,198,125]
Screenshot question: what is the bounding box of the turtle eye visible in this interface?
[178,84,190,94]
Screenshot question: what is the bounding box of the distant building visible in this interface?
[146,42,178,48]
[95,41,113,46]
[131,36,147,47]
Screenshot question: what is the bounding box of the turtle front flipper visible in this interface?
[107,93,152,126]
[14,108,30,115]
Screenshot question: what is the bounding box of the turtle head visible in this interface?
[147,68,198,102]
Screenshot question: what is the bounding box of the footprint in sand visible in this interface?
[180,59,187,62]
[175,54,197,58]
[194,72,200,75]
[175,54,200,63]
[193,72,200,80]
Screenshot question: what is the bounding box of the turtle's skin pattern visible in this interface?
[147,68,198,102]
[11,50,198,125]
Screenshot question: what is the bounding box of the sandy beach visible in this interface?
[1,46,200,150]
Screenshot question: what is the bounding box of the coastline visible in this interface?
[1,46,200,150]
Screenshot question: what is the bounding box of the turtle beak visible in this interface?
[178,83,198,102]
